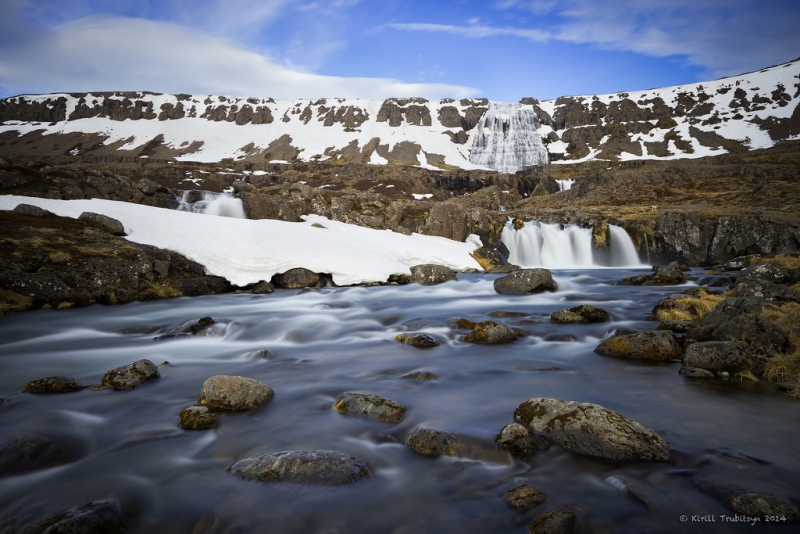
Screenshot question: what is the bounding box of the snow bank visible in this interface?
[0,196,482,286]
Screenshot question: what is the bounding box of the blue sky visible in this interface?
[1,0,798,101]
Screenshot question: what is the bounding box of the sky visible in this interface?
[0,0,798,102]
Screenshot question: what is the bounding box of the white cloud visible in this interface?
[0,16,477,100]
[386,22,550,42]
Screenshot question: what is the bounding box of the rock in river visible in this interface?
[693,477,799,522]
[504,484,546,512]
[552,305,611,324]
[179,405,219,430]
[406,427,510,463]
[493,269,558,295]
[527,508,576,534]
[462,320,521,344]
[395,333,441,348]
[228,450,370,486]
[683,341,759,374]
[23,376,84,394]
[513,398,671,462]
[410,264,457,285]
[199,375,274,411]
[594,331,682,362]
[495,422,549,455]
[0,433,85,479]
[332,392,407,423]
[101,359,160,390]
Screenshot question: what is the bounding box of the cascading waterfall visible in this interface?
[177,191,246,219]
[501,220,647,268]
[469,102,549,173]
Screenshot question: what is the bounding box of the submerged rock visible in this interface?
[101,359,160,391]
[552,305,611,323]
[228,450,370,486]
[594,331,682,362]
[406,427,510,463]
[332,392,407,423]
[495,422,549,455]
[504,484,546,512]
[394,333,441,348]
[23,376,84,394]
[462,320,521,344]
[198,375,274,411]
[683,341,758,374]
[179,405,219,430]
[513,398,671,462]
[0,433,85,479]
[679,367,716,379]
[400,370,438,381]
[494,268,558,295]
[410,264,457,285]
[27,499,129,534]
[693,478,799,522]
[527,508,576,534]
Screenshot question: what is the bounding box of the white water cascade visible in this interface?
[177,191,246,219]
[469,102,549,173]
[501,220,646,268]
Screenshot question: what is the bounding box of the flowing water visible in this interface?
[469,103,549,173]
[0,271,798,533]
[177,191,246,219]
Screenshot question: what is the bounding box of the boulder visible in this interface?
[495,422,549,455]
[594,331,683,362]
[550,310,587,324]
[77,211,126,236]
[701,297,765,327]
[527,508,576,534]
[462,321,521,344]
[494,269,558,295]
[732,278,800,303]
[272,268,321,289]
[683,341,758,374]
[711,316,788,353]
[657,320,697,333]
[693,478,799,522]
[652,287,723,322]
[406,428,510,463]
[0,433,85,479]
[679,367,716,379]
[735,262,792,284]
[620,264,687,286]
[12,203,52,217]
[399,370,438,380]
[513,398,671,461]
[23,376,84,394]
[394,333,441,348]
[552,304,610,323]
[101,359,160,390]
[332,392,407,423]
[179,405,219,430]
[504,484,546,512]
[250,281,274,294]
[198,375,274,411]
[410,264,457,285]
[9,499,129,534]
[228,450,370,486]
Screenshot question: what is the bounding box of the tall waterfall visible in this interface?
[469,102,549,173]
[501,221,646,268]
[177,191,246,218]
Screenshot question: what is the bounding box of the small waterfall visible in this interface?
[177,191,246,219]
[556,179,575,192]
[644,233,651,265]
[501,220,647,268]
[469,103,549,173]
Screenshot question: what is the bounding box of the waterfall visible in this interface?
[644,233,651,265]
[177,191,246,219]
[501,220,647,268]
[556,179,575,192]
[469,103,549,173]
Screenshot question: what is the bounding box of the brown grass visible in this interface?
[747,256,800,269]
[761,302,800,398]
[654,290,726,322]
[142,283,182,299]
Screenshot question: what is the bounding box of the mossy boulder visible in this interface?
[452,318,477,329]
[410,264,457,285]
[23,376,84,394]
[101,359,160,390]
[527,508,576,534]
[406,427,510,463]
[594,331,682,362]
[700,297,764,327]
[179,405,219,430]
[513,398,672,462]
[462,320,521,344]
[228,450,370,486]
[683,341,758,374]
[272,268,321,289]
[494,269,558,295]
[495,422,549,455]
[504,484,546,512]
[550,310,587,324]
[332,392,407,423]
[394,333,441,348]
[198,375,274,411]
[693,478,799,522]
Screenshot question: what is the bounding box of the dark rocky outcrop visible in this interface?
[228,450,370,486]
[332,392,407,423]
[551,304,610,323]
[683,341,759,374]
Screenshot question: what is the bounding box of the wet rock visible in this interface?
[620,264,688,286]
[494,269,558,295]
[495,422,549,454]
[394,333,441,348]
[679,367,716,378]
[471,247,513,273]
[198,375,274,411]
[23,376,84,394]
[652,287,723,322]
[504,484,546,512]
[700,297,764,327]
[550,310,587,324]
[77,211,126,236]
[513,398,671,462]
[399,370,438,380]
[332,392,407,423]
[607,327,636,337]
[452,318,477,329]
[462,320,521,344]
[406,428,510,463]
[711,316,788,353]
[732,278,800,302]
[607,474,663,511]
[182,316,216,335]
[27,498,129,533]
[0,433,85,478]
[735,262,792,284]
[228,450,370,486]
[657,320,697,333]
[179,405,219,430]
[250,281,274,294]
[693,478,799,522]
[101,359,160,390]
[410,264,457,285]
[683,341,758,374]
[12,203,52,217]
[272,268,321,289]
[594,331,683,362]
[567,304,611,322]
[527,508,576,534]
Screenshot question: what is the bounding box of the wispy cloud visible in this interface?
[386,22,550,42]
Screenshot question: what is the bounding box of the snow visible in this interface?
[412,193,433,199]
[0,195,482,286]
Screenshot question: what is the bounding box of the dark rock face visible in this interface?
[735,262,793,284]
[228,450,370,486]
[732,278,800,302]
[332,392,407,423]
[23,376,84,394]
[594,331,683,362]
[406,428,510,463]
[0,433,85,479]
[494,269,558,295]
[527,508,576,534]
[495,422,549,455]
[410,264,457,285]
[394,333,441,348]
[683,341,758,373]
[101,359,160,390]
[272,268,321,289]
[693,478,799,522]
[198,375,274,411]
[462,320,521,344]
[179,405,219,430]
[513,398,672,461]
[504,484,546,512]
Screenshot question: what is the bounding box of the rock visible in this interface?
[721,256,754,271]
[711,316,788,353]
[494,269,558,295]
[471,247,512,273]
[12,203,52,217]
[77,211,126,236]
[495,422,549,454]
[399,370,438,380]
[179,405,219,430]
[679,367,716,378]
[26,499,129,533]
[182,316,216,335]
[736,262,792,284]
[527,508,576,534]
[199,375,273,411]
[732,278,800,302]
[410,264,457,285]
[567,304,611,322]
[0,433,85,478]
[693,478,799,522]
[406,428,510,463]
[136,177,160,195]
[272,268,321,289]
[452,318,477,330]
[701,297,765,327]
[462,320,520,344]
[550,310,587,324]
[594,331,683,362]
[620,264,688,285]
[652,287,723,322]
[228,450,370,486]
[250,281,274,294]
[23,376,84,394]
[657,320,697,333]
[513,398,671,461]
[394,333,441,348]
[504,484,546,512]
[683,341,758,374]
[101,359,160,390]
[332,392,407,423]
